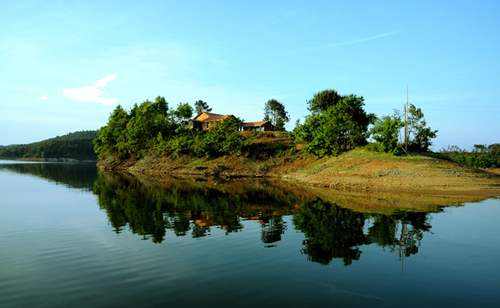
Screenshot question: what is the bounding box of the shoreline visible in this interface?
[1,157,97,163]
[96,151,500,197]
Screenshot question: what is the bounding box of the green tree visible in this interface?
[307,89,343,114]
[407,104,438,152]
[370,114,404,154]
[206,116,245,156]
[125,97,174,154]
[263,99,290,131]
[171,102,194,123]
[194,100,212,114]
[295,94,375,157]
[94,105,130,158]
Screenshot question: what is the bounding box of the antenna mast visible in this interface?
[405,85,408,152]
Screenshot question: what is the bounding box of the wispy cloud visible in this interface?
[306,31,397,52]
[62,74,118,106]
[35,95,48,101]
[333,31,397,47]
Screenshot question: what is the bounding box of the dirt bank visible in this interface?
[97,150,500,197]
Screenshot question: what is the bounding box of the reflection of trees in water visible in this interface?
[0,162,97,191]
[293,199,367,266]
[367,212,431,258]
[93,173,297,243]
[94,172,435,266]
[293,200,434,266]
[261,216,287,244]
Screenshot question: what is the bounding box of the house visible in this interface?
[182,112,235,131]
[242,121,274,132]
[182,111,275,132]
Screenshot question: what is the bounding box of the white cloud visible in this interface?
[35,94,48,101]
[62,74,118,106]
[95,74,116,87]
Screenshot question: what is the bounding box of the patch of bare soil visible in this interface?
[279,151,500,197]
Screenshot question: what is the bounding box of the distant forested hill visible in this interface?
[0,130,98,160]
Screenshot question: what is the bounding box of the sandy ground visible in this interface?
[279,154,500,195]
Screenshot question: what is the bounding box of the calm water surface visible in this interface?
[0,161,499,308]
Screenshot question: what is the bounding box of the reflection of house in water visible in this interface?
[191,212,216,228]
[189,205,287,244]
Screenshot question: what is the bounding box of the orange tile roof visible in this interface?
[192,112,231,122]
[242,121,271,127]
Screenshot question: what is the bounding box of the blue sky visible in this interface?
[1,0,499,150]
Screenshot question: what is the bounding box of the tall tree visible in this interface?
[407,104,438,152]
[307,89,343,114]
[194,100,212,114]
[263,99,290,131]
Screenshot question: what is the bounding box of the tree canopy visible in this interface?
[295,92,375,157]
[263,99,290,131]
[407,104,438,152]
[94,96,251,159]
[370,114,404,154]
[0,130,98,160]
[194,100,212,114]
[307,89,343,114]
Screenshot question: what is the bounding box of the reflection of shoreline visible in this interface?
[0,161,97,191]
[0,157,97,163]
[301,185,494,214]
[94,171,435,268]
[112,170,487,214]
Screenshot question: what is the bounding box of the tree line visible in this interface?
[93,96,250,159]
[95,89,439,160]
[440,143,500,168]
[0,130,98,160]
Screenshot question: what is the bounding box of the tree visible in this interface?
[263,99,290,131]
[370,114,404,154]
[295,94,375,157]
[94,105,130,157]
[307,89,343,114]
[194,100,212,114]
[407,104,438,152]
[171,102,193,123]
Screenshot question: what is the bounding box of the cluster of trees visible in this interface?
[293,89,438,157]
[440,143,500,168]
[293,90,376,157]
[370,104,438,154]
[93,96,249,159]
[0,131,98,160]
[95,89,439,161]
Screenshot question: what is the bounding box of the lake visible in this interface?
[1,161,499,308]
